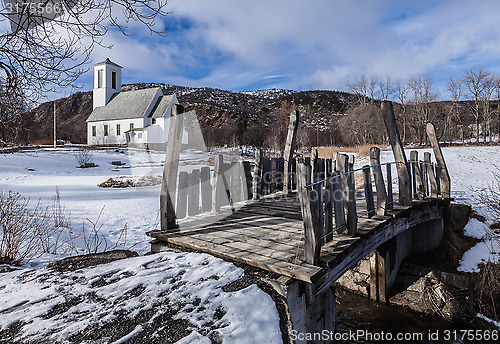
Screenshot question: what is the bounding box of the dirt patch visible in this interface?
[47,250,138,272]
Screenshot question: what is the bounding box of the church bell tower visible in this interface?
[92,58,122,110]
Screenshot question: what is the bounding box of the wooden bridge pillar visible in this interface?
[287,280,336,344]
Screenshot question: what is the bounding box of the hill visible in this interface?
[25,84,354,147]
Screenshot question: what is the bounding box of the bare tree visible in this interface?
[347,74,369,105]
[395,80,409,142]
[447,77,465,143]
[462,67,495,142]
[408,75,438,143]
[378,76,394,101]
[0,0,169,108]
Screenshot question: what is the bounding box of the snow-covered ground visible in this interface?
[1,145,500,340]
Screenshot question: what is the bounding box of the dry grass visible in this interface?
[474,261,500,322]
[316,144,384,158]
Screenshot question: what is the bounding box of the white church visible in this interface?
[86,58,179,150]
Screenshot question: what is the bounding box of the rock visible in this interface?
[47,250,139,272]
[440,272,469,290]
[432,284,448,304]
[390,290,435,315]
[407,277,427,293]
[425,270,441,281]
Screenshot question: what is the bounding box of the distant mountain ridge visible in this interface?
[26,83,353,145]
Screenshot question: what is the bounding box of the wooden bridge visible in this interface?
[148,102,452,304]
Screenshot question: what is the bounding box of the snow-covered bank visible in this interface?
[0,252,282,343]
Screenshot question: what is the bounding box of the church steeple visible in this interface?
[92,58,122,110]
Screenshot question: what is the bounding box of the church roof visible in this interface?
[94,58,122,68]
[87,88,162,122]
[149,95,175,119]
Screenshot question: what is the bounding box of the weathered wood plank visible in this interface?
[160,104,185,231]
[410,150,425,200]
[424,152,439,197]
[284,110,300,194]
[362,165,375,218]
[386,163,394,210]
[381,101,411,206]
[371,147,388,216]
[252,148,263,200]
[212,154,224,213]
[331,171,346,234]
[200,166,212,212]
[242,161,253,200]
[426,123,451,198]
[297,163,322,265]
[188,169,200,216]
[177,171,189,218]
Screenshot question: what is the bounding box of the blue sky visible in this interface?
[80,0,500,99]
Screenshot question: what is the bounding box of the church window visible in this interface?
[112,71,117,89]
[130,123,134,130]
[104,124,108,136]
[116,124,121,135]
[97,70,103,88]
[92,126,96,137]
[138,132,143,139]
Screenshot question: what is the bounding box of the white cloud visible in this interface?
[77,0,500,94]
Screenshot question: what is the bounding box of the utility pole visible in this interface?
[53,98,56,148]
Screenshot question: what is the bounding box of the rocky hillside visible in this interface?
[26,83,354,146]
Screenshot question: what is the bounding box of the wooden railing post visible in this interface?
[177,171,188,218]
[426,123,451,198]
[297,163,321,265]
[410,150,425,200]
[370,147,387,216]
[424,152,439,198]
[331,171,346,234]
[188,169,200,216]
[283,110,300,194]
[336,153,357,235]
[252,148,263,200]
[212,154,224,213]
[160,104,184,231]
[362,165,375,217]
[386,163,393,210]
[200,166,212,212]
[381,101,411,206]
[242,161,253,199]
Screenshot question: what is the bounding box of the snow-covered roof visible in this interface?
[87,88,162,122]
[94,58,122,68]
[149,95,175,119]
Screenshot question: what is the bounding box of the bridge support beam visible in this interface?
[286,281,336,344]
[368,217,445,303]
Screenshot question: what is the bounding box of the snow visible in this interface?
[477,313,500,330]
[2,144,500,340]
[463,218,490,239]
[0,252,282,343]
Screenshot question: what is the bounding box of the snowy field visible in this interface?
[1,145,500,341]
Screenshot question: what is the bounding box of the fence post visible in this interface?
[160,104,184,231]
[270,157,278,193]
[331,171,346,234]
[381,101,411,206]
[212,154,224,213]
[242,161,253,200]
[252,148,263,200]
[230,162,241,203]
[424,152,439,198]
[426,123,451,198]
[283,110,300,194]
[363,165,375,218]
[370,147,387,216]
[200,166,212,212]
[336,153,357,235]
[188,169,200,216]
[297,163,322,265]
[410,150,425,200]
[386,163,393,210]
[177,171,189,219]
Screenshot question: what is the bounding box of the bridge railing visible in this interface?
[296,115,451,266]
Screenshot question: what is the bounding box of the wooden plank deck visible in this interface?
[148,191,427,284]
